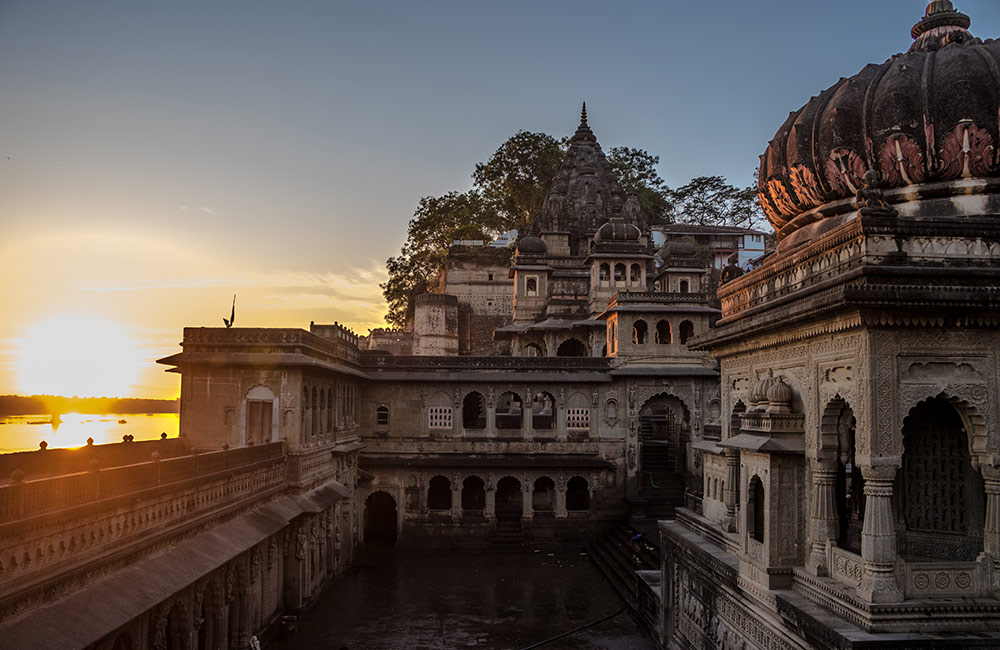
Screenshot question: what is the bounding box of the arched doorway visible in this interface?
[637,394,688,517]
[496,476,523,533]
[899,397,984,561]
[364,491,398,547]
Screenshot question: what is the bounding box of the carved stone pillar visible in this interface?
[723,448,739,533]
[982,464,1000,564]
[806,460,838,576]
[857,464,902,603]
[522,484,533,520]
[485,475,496,520]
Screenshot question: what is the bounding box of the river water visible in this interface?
[278,548,656,650]
[0,413,179,453]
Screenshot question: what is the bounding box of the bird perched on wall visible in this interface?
[223,294,236,328]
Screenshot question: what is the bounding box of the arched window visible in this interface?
[599,263,610,283]
[525,276,538,296]
[495,392,523,430]
[532,392,555,430]
[523,343,544,357]
[633,319,648,345]
[556,338,587,357]
[679,279,689,293]
[532,477,556,512]
[463,391,486,430]
[376,405,389,428]
[428,475,452,511]
[679,320,695,344]
[566,476,590,511]
[655,320,671,344]
[614,263,626,283]
[461,476,486,511]
[748,476,765,543]
[630,263,641,284]
[246,385,276,447]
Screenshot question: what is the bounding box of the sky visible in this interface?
[1,0,998,400]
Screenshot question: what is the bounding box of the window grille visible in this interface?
[428,407,453,429]
[566,408,590,430]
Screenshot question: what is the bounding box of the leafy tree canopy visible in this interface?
[472,131,567,231]
[663,175,764,230]
[607,147,672,225]
[380,131,758,327]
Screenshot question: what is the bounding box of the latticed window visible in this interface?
[376,405,389,427]
[428,407,453,429]
[566,408,590,430]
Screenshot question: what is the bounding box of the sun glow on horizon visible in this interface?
[15,314,144,398]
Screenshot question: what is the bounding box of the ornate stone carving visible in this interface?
[938,120,995,180]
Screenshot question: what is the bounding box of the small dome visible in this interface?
[517,235,547,254]
[766,376,794,413]
[595,220,641,243]
[666,240,697,257]
[749,369,777,409]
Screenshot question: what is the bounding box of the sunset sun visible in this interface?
[15,315,143,398]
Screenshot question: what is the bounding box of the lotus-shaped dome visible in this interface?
[758,1,1000,243]
[517,235,547,255]
[595,220,641,243]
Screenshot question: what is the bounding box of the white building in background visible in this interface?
[650,224,767,269]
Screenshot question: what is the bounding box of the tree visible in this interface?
[383,132,566,328]
[381,191,493,327]
[472,131,566,231]
[664,176,764,230]
[607,147,672,225]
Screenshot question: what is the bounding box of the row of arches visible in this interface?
[522,337,589,358]
[426,475,591,513]
[733,394,988,563]
[632,319,695,346]
[597,262,644,286]
[300,380,360,445]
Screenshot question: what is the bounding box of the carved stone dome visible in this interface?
[517,235,547,255]
[749,369,777,409]
[758,1,1000,242]
[595,220,641,243]
[766,375,793,412]
[666,240,697,258]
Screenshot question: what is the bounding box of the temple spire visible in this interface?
[580,102,588,127]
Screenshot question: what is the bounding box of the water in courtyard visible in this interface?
[280,549,655,650]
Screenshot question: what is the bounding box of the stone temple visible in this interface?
[0,2,998,649]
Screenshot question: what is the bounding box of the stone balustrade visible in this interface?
[0,443,286,620]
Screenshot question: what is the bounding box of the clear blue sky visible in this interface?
[0,0,998,397]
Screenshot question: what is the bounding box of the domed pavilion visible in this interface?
[659,3,1000,648]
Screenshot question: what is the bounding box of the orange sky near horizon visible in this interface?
[0,228,389,400]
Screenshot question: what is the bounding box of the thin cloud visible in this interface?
[78,263,388,294]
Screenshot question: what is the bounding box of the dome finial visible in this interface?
[580,102,588,127]
[911,0,971,43]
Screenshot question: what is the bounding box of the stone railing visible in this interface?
[0,443,284,521]
[361,437,604,457]
[827,543,865,589]
[613,291,713,305]
[684,490,703,516]
[361,355,612,371]
[181,327,360,364]
[902,558,993,598]
[0,443,287,619]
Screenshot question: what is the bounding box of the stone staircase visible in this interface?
[633,471,687,520]
[588,525,660,610]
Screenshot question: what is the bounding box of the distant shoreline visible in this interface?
[0,394,179,416]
